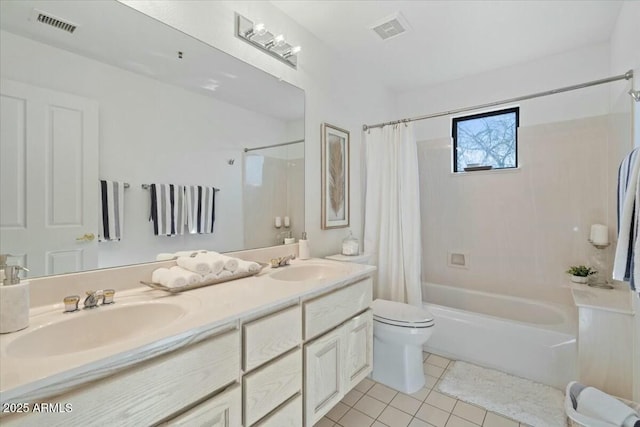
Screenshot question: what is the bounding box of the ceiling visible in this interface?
[271,0,624,92]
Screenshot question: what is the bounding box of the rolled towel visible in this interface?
[576,386,640,427]
[217,270,233,279]
[176,255,210,275]
[196,252,224,275]
[152,267,187,288]
[235,260,261,274]
[155,253,176,261]
[203,251,238,272]
[170,266,201,286]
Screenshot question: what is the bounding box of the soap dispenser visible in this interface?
[0,255,30,334]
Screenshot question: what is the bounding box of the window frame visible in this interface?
[452,106,520,173]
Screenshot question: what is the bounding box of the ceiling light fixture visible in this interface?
[236,13,301,69]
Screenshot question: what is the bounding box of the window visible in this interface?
[452,107,519,172]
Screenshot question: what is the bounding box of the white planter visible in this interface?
[571,275,588,284]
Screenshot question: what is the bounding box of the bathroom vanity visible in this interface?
[0,258,375,426]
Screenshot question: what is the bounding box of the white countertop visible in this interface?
[0,258,375,404]
[569,282,635,315]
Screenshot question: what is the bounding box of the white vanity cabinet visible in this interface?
[303,278,374,426]
[164,384,242,427]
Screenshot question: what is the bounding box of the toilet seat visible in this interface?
[372,299,434,328]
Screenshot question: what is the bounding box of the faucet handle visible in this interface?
[63,295,80,313]
[102,289,115,305]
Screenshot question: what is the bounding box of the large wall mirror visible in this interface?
[0,1,305,278]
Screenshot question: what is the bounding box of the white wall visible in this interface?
[609,0,640,403]
[119,0,395,258]
[0,30,294,267]
[396,43,627,306]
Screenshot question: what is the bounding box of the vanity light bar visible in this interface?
[235,13,301,69]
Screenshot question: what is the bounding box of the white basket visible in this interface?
[565,382,640,427]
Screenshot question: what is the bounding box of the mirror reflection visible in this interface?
[0,1,305,278]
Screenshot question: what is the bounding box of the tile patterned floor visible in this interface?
[314,352,532,427]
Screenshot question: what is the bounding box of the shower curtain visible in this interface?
[363,123,423,306]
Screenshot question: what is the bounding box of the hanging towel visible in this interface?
[99,180,125,241]
[185,185,216,234]
[149,184,185,236]
[614,148,640,291]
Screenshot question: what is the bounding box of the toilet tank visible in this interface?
[325,253,372,265]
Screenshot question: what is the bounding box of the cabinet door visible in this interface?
[164,384,241,427]
[343,310,373,391]
[304,327,345,426]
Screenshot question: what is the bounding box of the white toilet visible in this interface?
[326,254,435,394]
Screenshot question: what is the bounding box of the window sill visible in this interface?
[451,166,521,177]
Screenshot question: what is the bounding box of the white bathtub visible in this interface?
[423,282,578,389]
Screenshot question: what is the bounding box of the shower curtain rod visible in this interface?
[244,139,305,152]
[362,69,634,131]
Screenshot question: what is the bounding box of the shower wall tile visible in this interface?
[418,115,620,305]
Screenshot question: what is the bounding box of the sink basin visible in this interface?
[269,263,346,282]
[7,301,189,358]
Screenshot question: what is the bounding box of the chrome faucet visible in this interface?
[64,289,115,312]
[270,254,296,268]
[83,290,101,309]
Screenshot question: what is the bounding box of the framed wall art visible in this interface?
[321,123,350,229]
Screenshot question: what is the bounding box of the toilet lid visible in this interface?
[371,299,434,328]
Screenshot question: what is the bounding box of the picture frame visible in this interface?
[321,122,350,229]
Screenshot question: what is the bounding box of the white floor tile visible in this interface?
[354,394,387,419]
[482,412,519,427]
[452,401,486,425]
[424,363,446,378]
[355,378,376,393]
[314,417,336,427]
[377,405,414,427]
[326,402,350,422]
[415,402,451,427]
[423,352,432,361]
[337,408,375,427]
[390,393,423,415]
[409,418,436,427]
[427,354,451,369]
[409,387,431,401]
[342,388,364,407]
[446,414,480,427]
[424,374,439,389]
[425,391,457,413]
[372,422,389,427]
[367,383,399,404]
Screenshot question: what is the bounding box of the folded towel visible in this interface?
[236,260,261,274]
[185,185,217,234]
[575,385,640,427]
[149,183,185,236]
[614,148,640,290]
[176,256,210,275]
[99,180,125,241]
[170,266,201,286]
[151,267,187,288]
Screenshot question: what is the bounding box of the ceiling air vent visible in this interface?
[370,12,410,41]
[33,10,77,34]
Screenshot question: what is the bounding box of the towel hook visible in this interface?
[228,159,235,165]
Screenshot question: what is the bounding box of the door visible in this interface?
[0,79,99,277]
[343,310,373,391]
[304,327,345,426]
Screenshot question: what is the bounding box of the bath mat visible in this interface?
[437,361,566,427]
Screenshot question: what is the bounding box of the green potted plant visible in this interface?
[566,265,597,284]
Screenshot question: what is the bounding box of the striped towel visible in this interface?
[613,147,640,291]
[185,185,216,234]
[99,180,125,241]
[149,184,185,236]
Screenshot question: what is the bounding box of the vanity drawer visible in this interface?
[253,394,302,427]
[243,305,301,372]
[303,278,373,339]
[164,384,241,426]
[243,349,302,426]
[1,328,241,427]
